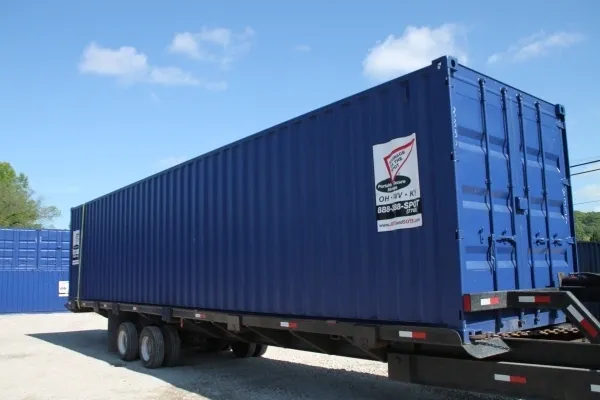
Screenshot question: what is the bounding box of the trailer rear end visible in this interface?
[67,55,600,399]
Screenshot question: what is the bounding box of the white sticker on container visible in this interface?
[372,133,422,232]
[58,281,69,297]
[72,229,80,266]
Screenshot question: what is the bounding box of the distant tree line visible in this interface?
[0,161,60,228]
[575,211,600,242]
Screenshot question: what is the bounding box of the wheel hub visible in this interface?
[117,330,127,354]
[140,335,152,361]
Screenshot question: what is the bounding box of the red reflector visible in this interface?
[412,332,427,340]
[280,321,298,329]
[463,295,472,312]
[535,296,551,303]
[480,297,500,306]
[580,319,598,338]
[399,330,427,339]
[495,374,527,384]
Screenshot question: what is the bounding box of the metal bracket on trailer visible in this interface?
[463,289,600,344]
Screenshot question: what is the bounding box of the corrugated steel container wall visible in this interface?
[69,56,575,338]
[577,241,600,273]
[575,241,600,318]
[0,228,70,314]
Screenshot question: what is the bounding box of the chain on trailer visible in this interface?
[469,325,583,341]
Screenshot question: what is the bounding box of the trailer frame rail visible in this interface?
[67,285,600,400]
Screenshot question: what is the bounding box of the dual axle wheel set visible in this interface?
[114,321,268,369]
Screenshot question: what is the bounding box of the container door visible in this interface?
[452,72,574,295]
[511,95,573,290]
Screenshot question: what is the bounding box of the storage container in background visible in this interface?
[577,241,600,274]
[575,241,600,318]
[69,55,576,340]
[0,228,70,314]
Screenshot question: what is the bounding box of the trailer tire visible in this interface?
[160,325,181,367]
[231,342,256,358]
[253,344,268,357]
[117,322,139,361]
[139,326,165,369]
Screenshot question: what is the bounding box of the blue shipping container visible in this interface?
[0,228,70,314]
[69,56,576,339]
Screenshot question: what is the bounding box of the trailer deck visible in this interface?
[65,273,600,400]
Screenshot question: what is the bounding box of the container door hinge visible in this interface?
[456,230,464,240]
[491,234,517,245]
[562,178,571,187]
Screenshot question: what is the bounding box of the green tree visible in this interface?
[0,162,60,228]
[574,211,600,242]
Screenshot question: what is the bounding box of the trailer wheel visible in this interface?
[139,326,165,369]
[253,344,268,357]
[116,322,139,361]
[160,325,181,367]
[231,342,257,358]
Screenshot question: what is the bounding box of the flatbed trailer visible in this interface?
[67,273,600,400]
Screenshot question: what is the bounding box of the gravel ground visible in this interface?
[0,313,515,400]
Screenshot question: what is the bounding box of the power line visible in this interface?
[571,155,600,164]
[571,159,600,168]
[574,199,600,206]
[572,167,600,177]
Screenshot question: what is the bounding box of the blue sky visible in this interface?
[0,0,598,229]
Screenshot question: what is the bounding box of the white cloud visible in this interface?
[168,32,200,58]
[362,23,469,81]
[295,44,311,52]
[487,31,584,64]
[79,43,148,77]
[158,156,188,169]
[79,42,198,86]
[79,42,224,89]
[168,26,255,68]
[148,66,200,86]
